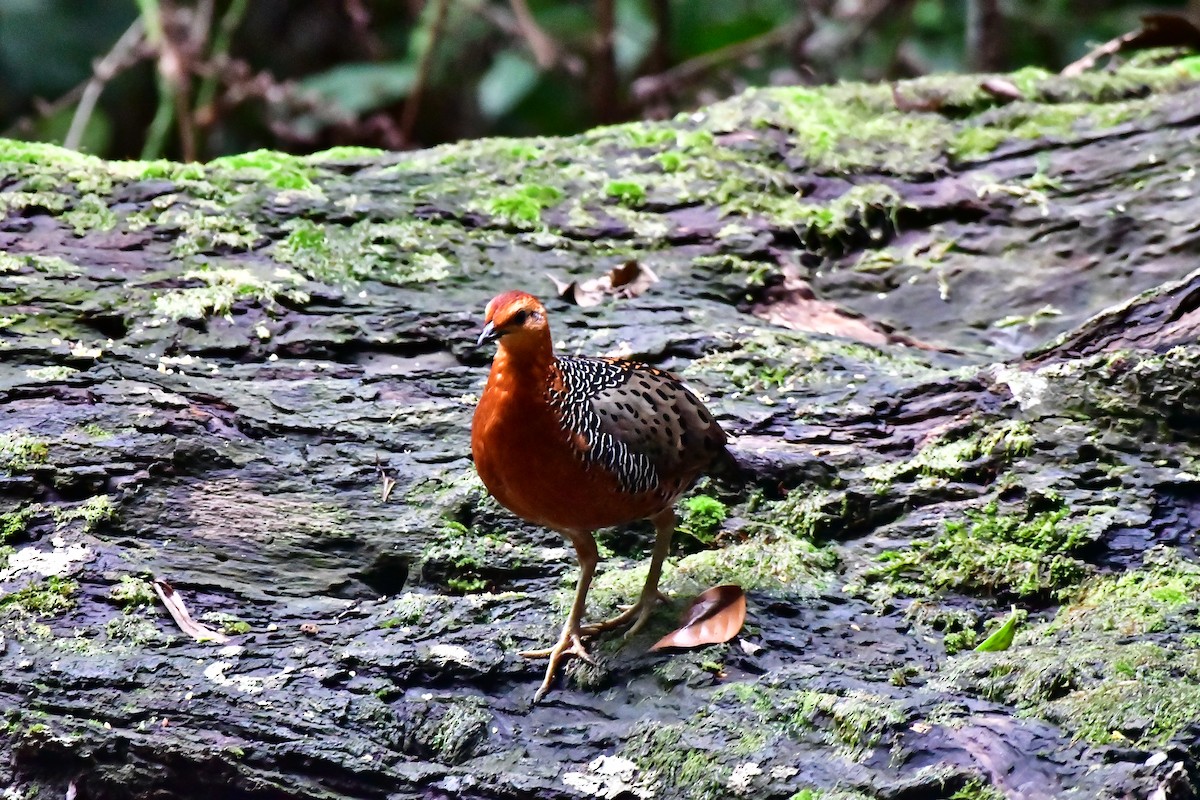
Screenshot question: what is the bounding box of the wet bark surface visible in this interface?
[3,57,1200,799]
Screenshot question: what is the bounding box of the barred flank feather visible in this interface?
[549,356,727,498]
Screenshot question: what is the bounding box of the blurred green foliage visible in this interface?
[0,0,1193,159]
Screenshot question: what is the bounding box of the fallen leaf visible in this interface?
[548,260,659,307]
[153,578,230,644]
[980,77,1023,101]
[738,638,764,655]
[891,83,944,113]
[975,606,1020,652]
[650,584,746,651]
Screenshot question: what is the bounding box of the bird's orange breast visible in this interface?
[472,358,668,532]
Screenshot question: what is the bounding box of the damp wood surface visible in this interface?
[3,54,1200,800]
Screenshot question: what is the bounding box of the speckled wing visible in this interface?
[551,356,727,497]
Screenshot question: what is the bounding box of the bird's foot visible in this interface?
[520,629,595,703]
[579,588,670,637]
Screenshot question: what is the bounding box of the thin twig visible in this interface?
[65,18,148,151]
[194,0,248,139]
[136,0,176,160]
[632,18,804,105]
[463,0,583,75]
[399,0,452,146]
[508,0,557,68]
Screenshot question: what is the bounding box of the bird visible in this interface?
[471,290,729,701]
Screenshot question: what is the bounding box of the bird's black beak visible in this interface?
[475,321,500,348]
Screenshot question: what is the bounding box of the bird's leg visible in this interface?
[519,531,598,702]
[579,507,676,637]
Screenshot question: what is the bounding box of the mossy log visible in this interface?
[3,54,1200,800]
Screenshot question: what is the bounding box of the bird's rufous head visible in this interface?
[476,291,551,349]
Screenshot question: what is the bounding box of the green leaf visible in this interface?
[478,51,540,119]
[975,607,1020,652]
[301,61,417,115]
[615,0,655,73]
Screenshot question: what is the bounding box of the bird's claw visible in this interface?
[521,630,595,703]
[579,589,671,637]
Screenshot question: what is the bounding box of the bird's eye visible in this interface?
[510,310,529,325]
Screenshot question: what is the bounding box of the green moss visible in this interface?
[1178,55,1200,77]
[81,423,114,440]
[426,698,491,763]
[588,535,835,616]
[946,639,1200,748]
[153,265,309,321]
[306,145,387,162]
[1047,667,1200,747]
[715,680,907,761]
[54,495,117,532]
[656,151,684,172]
[200,611,252,635]
[1,504,41,543]
[488,184,563,226]
[862,420,1033,489]
[24,366,78,381]
[620,723,728,800]
[786,183,903,244]
[138,159,207,182]
[679,495,728,545]
[378,592,451,629]
[744,83,947,175]
[951,780,1006,800]
[421,524,530,595]
[605,179,647,206]
[1046,551,1200,637]
[621,124,679,148]
[0,576,78,618]
[864,499,1089,600]
[949,102,1139,162]
[208,149,314,190]
[948,127,1008,162]
[0,189,69,215]
[0,139,94,167]
[766,489,851,540]
[105,612,166,644]
[109,576,157,609]
[273,217,454,285]
[447,576,487,593]
[941,552,1200,748]
[0,431,50,473]
[63,193,117,235]
[162,208,263,257]
[909,601,1022,657]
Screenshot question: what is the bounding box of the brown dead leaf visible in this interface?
[980,77,1023,102]
[650,584,746,651]
[548,260,659,307]
[891,83,944,113]
[153,578,230,644]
